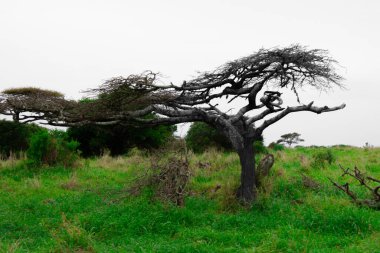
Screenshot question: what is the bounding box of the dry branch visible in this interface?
[329,165,380,209]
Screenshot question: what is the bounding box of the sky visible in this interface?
[1,0,379,146]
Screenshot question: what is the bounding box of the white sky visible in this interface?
[1,0,379,146]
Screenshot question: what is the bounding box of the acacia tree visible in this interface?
[277,132,304,147]
[0,45,345,202]
[0,87,73,123]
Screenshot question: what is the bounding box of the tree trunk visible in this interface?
[236,138,257,203]
[13,111,20,122]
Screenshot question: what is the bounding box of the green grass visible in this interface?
[0,147,379,252]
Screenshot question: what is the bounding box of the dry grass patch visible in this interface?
[216,179,241,211]
[0,240,21,253]
[299,154,311,168]
[25,176,42,189]
[274,150,286,161]
[51,213,95,253]
[275,167,286,178]
[92,151,148,172]
[61,173,80,190]
[190,149,239,174]
[0,153,25,170]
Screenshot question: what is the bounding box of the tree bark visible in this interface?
[13,111,20,122]
[236,138,257,203]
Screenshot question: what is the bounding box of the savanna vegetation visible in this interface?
[0,45,347,203]
[0,144,379,252]
[0,45,378,252]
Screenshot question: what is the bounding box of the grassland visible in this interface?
[0,146,379,252]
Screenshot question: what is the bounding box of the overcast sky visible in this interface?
[1,0,379,146]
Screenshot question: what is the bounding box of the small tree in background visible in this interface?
[277,132,304,147]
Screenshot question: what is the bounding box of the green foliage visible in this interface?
[185,122,233,153]
[27,130,50,166]
[67,122,175,157]
[268,142,285,151]
[78,97,96,104]
[311,149,336,168]
[27,129,79,167]
[0,120,42,157]
[253,140,268,154]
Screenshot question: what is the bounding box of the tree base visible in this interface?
[236,185,257,204]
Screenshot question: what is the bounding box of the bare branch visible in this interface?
[329,165,380,209]
[256,102,346,133]
[328,177,357,201]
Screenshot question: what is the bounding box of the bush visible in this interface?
[27,129,79,167]
[311,149,336,168]
[0,120,42,158]
[67,122,175,157]
[268,142,285,151]
[254,140,268,154]
[185,122,233,153]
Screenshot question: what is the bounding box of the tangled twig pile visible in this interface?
[150,156,190,206]
[328,165,380,210]
[129,140,190,206]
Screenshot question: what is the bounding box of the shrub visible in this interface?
[311,149,336,168]
[268,142,285,151]
[0,120,42,158]
[27,130,52,166]
[254,140,268,154]
[27,130,79,167]
[67,122,175,157]
[185,122,233,153]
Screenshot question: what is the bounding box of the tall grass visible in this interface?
[0,146,379,252]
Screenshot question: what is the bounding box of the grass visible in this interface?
[0,146,379,252]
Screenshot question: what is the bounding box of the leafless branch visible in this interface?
[329,165,380,209]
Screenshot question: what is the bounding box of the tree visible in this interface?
[277,132,304,147]
[185,122,233,153]
[0,45,345,203]
[0,87,71,123]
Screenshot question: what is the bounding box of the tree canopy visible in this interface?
[277,132,305,147]
[0,87,73,123]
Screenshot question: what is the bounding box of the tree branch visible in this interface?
[256,102,346,133]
